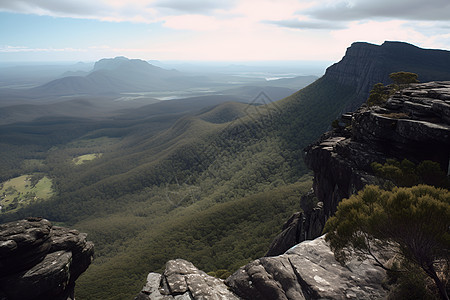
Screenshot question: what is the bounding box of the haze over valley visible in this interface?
[0,57,323,125]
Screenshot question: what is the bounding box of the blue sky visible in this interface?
[1,0,450,62]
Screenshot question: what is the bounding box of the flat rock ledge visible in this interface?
[136,235,388,300]
[0,217,94,300]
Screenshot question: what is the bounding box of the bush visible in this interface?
[324,185,450,299]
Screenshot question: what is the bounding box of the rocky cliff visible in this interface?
[325,41,450,108]
[0,217,94,300]
[305,81,450,221]
[267,81,450,256]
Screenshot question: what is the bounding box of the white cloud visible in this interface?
[330,20,430,50]
[305,0,450,21]
[1,0,450,62]
[0,45,86,52]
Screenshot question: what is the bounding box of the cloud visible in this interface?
[306,0,450,22]
[0,0,160,23]
[0,0,236,22]
[154,0,236,14]
[0,0,107,17]
[267,19,346,30]
[0,45,86,52]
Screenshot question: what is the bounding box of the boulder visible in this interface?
[0,217,94,300]
[226,236,388,300]
[135,259,240,300]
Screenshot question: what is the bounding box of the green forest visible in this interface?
[0,77,359,299]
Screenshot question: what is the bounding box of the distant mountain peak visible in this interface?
[93,56,141,71]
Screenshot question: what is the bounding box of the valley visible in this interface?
[1,41,450,299]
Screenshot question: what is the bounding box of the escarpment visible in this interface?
[325,41,450,108]
[269,81,450,255]
[306,81,450,219]
[0,218,94,300]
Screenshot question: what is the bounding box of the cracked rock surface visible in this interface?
[225,236,387,300]
[135,259,240,300]
[136,237,387,300]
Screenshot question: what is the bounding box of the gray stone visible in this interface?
[301,81,450,245]
[0,218,94,300]
[0,251,72,300]
[226,236,388,300]
[135,259,240,300]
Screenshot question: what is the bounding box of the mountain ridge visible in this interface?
[325,41,450,108]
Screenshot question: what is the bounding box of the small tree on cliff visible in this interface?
[389,71,419,85]
[367,83,390,106]
[367,72,419,106]
[324,185,450,300]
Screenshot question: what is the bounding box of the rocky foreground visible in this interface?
[0,217,94,300]
[135,81,450,299]
[135,236,387,300]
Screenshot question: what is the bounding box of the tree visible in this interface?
[366,72,419,107]
[367,83,390,106]
[324,185,450,299]
[389,71,419,85]
[372,159,450,189]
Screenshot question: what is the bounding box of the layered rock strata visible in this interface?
[266,81,450,257]
[0,217,94,300]
[308,81,450,219]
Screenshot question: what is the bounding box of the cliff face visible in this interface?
[266,82,450,256]
[0,218,94,300]
[304,81,450,223]
[325,41,450,108]
[325,42,384,100]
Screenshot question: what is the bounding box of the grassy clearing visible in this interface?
[72,153,103,165]
[0,174,53,213]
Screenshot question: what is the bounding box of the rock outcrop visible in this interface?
[307,81,450,220]
[226,235,388,300]
[325,41,450,107]
[0,217,94,300]
[134,259,240,300]
[265,201,325,257]
[136,237,388,300]
[266,81,450,258]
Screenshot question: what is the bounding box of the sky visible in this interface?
[1,0,450,63]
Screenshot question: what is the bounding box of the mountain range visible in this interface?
[0,57,318,125]
[0,41,450,299]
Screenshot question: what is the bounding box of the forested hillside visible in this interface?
[0,75,357,299]
[4,41,449,299]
